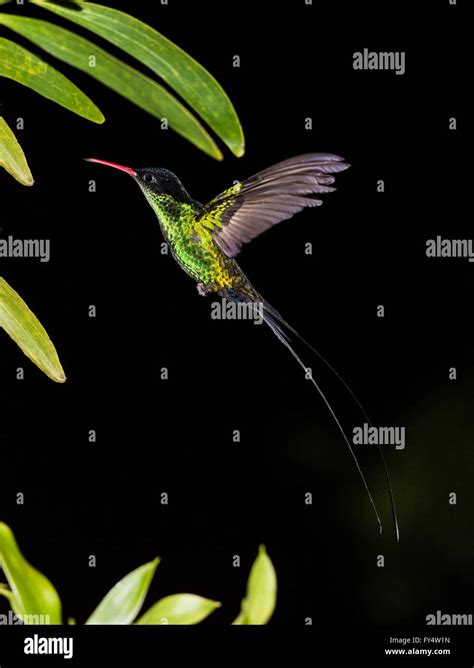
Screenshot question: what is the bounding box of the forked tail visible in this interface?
[220,285,400,540]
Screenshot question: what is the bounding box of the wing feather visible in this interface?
[196,153,349,257]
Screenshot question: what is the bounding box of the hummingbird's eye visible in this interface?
[143,172,155,184]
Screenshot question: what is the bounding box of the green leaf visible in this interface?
[86,558,159,624]
[0,16,221,160]
[0,522,62,624]
[0,116,34,185]
[0,36,104,123]
[33,0,244,157]
[137,593,220,625]
[233,545,277,625]
[0,276,66,383]
[0,581,16,607]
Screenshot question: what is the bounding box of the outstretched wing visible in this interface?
[194,153,350,258]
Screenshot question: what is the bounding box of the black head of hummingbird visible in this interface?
[85,158,194,204]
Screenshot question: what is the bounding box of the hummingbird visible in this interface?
[86,154,399,539]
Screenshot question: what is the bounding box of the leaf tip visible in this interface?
[233,142,246,158]
[20,174,35,186]
[0,521,11,535]
[210,146,224,162]
[93,112,106,125]
[47,362,66,383]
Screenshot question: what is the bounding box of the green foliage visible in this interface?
[0,523,276,625]
[233,545,277,624]
[0,0,244,176]
[86,559,160,625]
[0,277,66,383]
[0,15,221,160]
[0,116,33,185]
[0,523,62,624]
[32,0,244,158]
[0,36,104,123]
[137,594,220,625]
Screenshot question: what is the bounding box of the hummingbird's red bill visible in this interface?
[85,158,137,176]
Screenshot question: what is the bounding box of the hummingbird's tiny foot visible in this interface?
[197,282,215,297]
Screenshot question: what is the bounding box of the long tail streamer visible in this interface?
[262,300,400,541]
[221,286,399,540]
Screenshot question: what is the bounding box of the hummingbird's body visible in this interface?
[87,154,399,539]
[135,178,261,300]
[132,175,249,294]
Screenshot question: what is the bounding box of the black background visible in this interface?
[0,0,471,662]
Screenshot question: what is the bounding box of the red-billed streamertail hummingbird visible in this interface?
[86,154,399,540]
